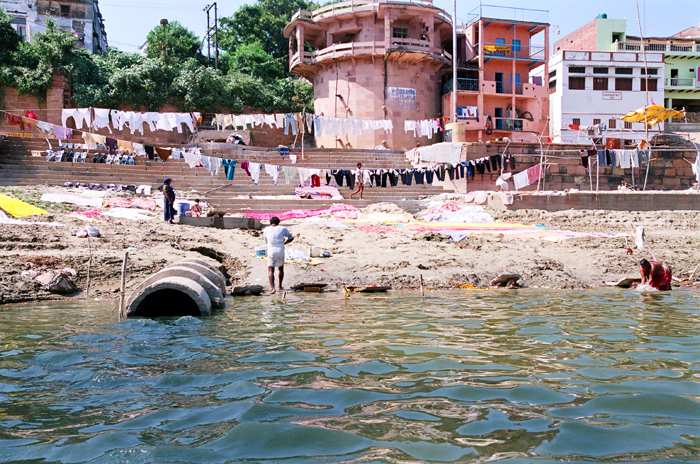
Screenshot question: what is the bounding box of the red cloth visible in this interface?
[311,174,321,187]
[568,124,580,130]
[526,164,544,184]
[24,111,37,129]
[6,113,24,130]
[648,261,672,290]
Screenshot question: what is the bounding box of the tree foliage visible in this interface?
[0,5,314,114]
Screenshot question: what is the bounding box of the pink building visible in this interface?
[284,0,454,150]
[443,5,550,142]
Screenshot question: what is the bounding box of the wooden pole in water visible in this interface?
[419,274,424,298]
[688,262,700,284]
[85,235,92,299]
[118,251,129,317]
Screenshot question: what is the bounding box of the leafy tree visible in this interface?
[219,0,315,72]
[144,21,204,65]
[170,59,233,112]
[0,9,21,66]
[271,77,313,114]
[228,42,284,82]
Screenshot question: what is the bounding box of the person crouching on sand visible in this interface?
[264,216,294,294]
[639,259,672,291]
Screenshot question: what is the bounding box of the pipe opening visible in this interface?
[133,289,200,318]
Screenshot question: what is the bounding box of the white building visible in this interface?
[545,50,664,143]
[1,0,107,54]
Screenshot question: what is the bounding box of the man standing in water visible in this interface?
[264,216,294,294]
[639,259,672,291]
[162,178,177,224]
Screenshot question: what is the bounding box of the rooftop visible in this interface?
[465,4,549,26]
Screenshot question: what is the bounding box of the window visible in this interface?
[392,28,408,39]
[569,66,586,74]
[17,25,26,38]
[609,119,617,129]
[643,68,658,75]
[549,70,556,78]
[512,39,521,52]
[549,80,557,94]
[593,77,608,90]
[615,67,633,75]
[593,118,601,126]
[60,4,70,17]
[569,76,586,90]
[593,67,608,74]
[496,38,506,46]
[640,78,658,91]
[615,78,633,91]
[612,33,622,43]
[624,121,632,129]
[572,118,581,126]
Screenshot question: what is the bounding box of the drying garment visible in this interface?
[313,115,324,137]
[202,156,220,176]
[221,114,234,129]
[310,174,321,188]
[297,168,311,186]
[92,108,112,134]
[253,114,265,127]
[132,143,146,157]
[53,125,72,140]
[248,163,262,184]
[597,150,608,167]
[35,121,53,136]
[284,114,297,136]
[414,169,426,185]
[619,150,634,169]
[490,155,502,172]
[465,161,474,178]
[221,159,236,181]
[82,133,106,146]
[344,170,355,190]
[155,147,172,161]
[240,161,251,176]
[351,119,363,136]
[279,147,290,157]
[274,114,285,129]
[183,149,202,168]
[117,140,133,152]
[404,120,418,136]
[581,151,589,169]
[174,113,195,133]
[631,150,640,168]
[62,109,87,130]
[78,108,92,130]
[265,164,281,184]
[110,110,123,131]
[420,120,432,138]
[263,114,276,129]
[306,113,314,133]
[341,119,352,136]
[607,150,616,167]
[332,170,344,187]
[214,114,226,130]
[143,112,160,131]
[156,113,174,132]
[527,164,544,185]
[513,171,529,191]
[233,115,245,129]
[6,113,25,130]
[144,145,155,160]
[400,169,414,186]
[105,137,118,153]
[283,166,297,184]
[475,161,485,175]
[128,112,145,135]
[23,110,37,129]
[289,155,297,164]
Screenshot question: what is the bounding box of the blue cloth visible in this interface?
[221,159,236,181]
[284,113,297,136]
[280,147,290,157]
[163,184,176,222]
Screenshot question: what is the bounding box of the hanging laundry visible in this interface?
[284,114,297,136]
[6,113,25,130]
[248,163,262,184]
[117,140,133,152]
[92,108,112,134]
[513,171,529,191]
[62,109,85,129]
[53,125,72,140]
[283,166,297,184]
[144,145,155,160]
[155,147,172,161]
[265,164,281,184]
[526,164,544,185]
[182,148,202,168]
[221,159,236,181]
[240,161,251,176]
[289,154,297,164]
[297,168,311,186]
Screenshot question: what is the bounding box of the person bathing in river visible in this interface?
[264,216,294,294]
[639,259,672,291]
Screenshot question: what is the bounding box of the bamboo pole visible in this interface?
[419,274,425,298]
[118,251,129,317]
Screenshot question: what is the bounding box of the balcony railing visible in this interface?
[290,41,451,69]
[444,78,480,93]
[492,117,525,131]
[613,41,700,54]
[291,0,452,26]
[476,42,546,61]
[665,78,696,88]
[466,4,549,24]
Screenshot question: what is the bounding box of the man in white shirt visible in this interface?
[263,216,294,294]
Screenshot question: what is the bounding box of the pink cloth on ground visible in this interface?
[356,226,398,233]
[102,198,157,211]
[245,204,359,221]
[67,209,103,218]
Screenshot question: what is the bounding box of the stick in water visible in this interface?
[85,235,92,299]
[419,274,424,298]
[118,251,129,318]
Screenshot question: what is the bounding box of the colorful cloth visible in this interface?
[245,204,359,221]
[0,193,48,218]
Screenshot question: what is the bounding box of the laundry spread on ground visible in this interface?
[0,193,49,218]
[40,193,103,209]
[102,197,157,211]
[245,204,359,221]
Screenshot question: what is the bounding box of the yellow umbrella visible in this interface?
[620,105,685,127]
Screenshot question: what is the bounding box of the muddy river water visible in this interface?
[1,289,699,462]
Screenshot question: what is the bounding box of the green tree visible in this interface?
[170,59,233,112]
[0,9,21,67]
[145,21,204,65]
[229,42,284,82]
[219,0,315,72]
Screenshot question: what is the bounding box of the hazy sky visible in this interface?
[98,0,700,54]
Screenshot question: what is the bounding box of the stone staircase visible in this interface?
[0,137,447,214]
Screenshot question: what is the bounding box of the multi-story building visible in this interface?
[556,15,700,114]
[0,0,108,54]
[546,49,665,143]
[284,0,454,150]
[443,5,550,142]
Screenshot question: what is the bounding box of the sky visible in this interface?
[98,0,700,54]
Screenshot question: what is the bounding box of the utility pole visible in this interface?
[204,3,219,69]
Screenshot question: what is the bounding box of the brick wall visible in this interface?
[554,19,597,53]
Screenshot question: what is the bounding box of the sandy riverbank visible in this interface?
[1,186,700,305]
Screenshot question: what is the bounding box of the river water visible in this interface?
[1,290,699,463]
